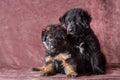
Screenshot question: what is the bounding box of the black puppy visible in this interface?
[59,8,106,75]
[33,24,78,77]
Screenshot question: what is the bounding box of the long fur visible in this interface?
[59,8,106,75]
[33,24,78,77]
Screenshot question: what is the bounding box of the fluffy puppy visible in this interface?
[33,24,78,78]
[59,8,106,75]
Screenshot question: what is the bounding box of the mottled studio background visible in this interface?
[0,0,120,70]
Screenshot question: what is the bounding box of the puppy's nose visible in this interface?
[51,46,54,49]
[68,29,73,32]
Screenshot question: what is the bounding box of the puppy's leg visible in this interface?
[41,62,55,76]
[33,56,55,76]
[91,53,106,74]
[63,60,78,78]
[42,56,55,76]
[56,53,78,78]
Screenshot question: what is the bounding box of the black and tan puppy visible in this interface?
[59,8,106,75]
[33,24,78,77]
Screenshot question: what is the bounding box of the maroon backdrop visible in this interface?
[0,0,120,70]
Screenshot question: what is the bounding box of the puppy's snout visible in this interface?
[67,25,74,32]
[50,46,54,49]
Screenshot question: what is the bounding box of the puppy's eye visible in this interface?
[67,18,72,22]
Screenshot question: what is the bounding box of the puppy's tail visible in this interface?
[32,67,44,71]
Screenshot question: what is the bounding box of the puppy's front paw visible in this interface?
[67,72,78,78]
[41,72,55,76]
[42,72,50,76]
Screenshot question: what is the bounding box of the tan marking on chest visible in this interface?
[55,53,71,61]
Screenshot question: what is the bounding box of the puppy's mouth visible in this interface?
[67,28,76,35]
[67,31,75,35]
[51,49,56,52]
[48,48,56,52]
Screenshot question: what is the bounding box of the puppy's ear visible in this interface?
[41,28,46,41]
[81,11,92,28]
[59,12,68,25]
[59,16,65,25]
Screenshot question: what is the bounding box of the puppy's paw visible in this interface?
[41,72,55,76]
[42,72,50,76]
[67,72,78,78]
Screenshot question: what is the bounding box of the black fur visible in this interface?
[59,8,106,75]
[42,24,67,54]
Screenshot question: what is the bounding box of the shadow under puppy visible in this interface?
[33,24,78,77]
[59,8,106,75]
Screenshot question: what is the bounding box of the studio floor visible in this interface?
[0,64,120,80]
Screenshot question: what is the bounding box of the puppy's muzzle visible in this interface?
[67,23,76,34]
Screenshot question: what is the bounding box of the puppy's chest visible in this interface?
[76,42,85,54]
[45,53,71,62]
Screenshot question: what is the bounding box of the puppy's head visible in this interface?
[59,8,91,35]
[42,24,67,53]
